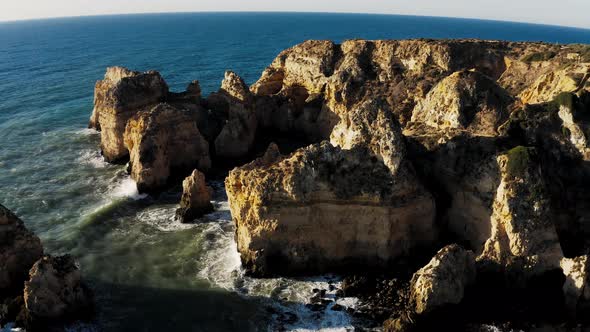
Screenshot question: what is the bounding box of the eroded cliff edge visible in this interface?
[88,39,590,329]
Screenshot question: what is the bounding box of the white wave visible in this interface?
[74,128,100,136]
[77,150,108,168]
[109,177,147,201]
[138,205,198,232]
[193,185,359,331]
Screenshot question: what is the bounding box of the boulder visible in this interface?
[175,170,214,222]
[23,255,92,323]
[89,66,169,162]
[410,244,476,315]
[124,103,211,193]
[0,204,43,297]
[225,141,436,276]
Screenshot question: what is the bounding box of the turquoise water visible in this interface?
[1,12,589,331]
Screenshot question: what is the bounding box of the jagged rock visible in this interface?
[213,71,257,159]
[90,66,169,162]
[124,103,211,193]
[556,92,590,160]
[518,64,589,105]
[410,244,476,315]
[225,141,436,276]
[0,204,43,297]
[410,70,513,136]
[175,170,214,222]
[23,255,92,323]
[561,255,590,316]
[479,147,563,270]
[330,99,406,173]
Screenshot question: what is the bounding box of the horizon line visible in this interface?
[1,10,590,32]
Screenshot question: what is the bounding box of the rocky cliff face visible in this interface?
[0,204,43,297]
[0,204,91,329]
[87,39,590,327]
[124,103,211,193]
[226,140,436,276]
[89,67,169,162]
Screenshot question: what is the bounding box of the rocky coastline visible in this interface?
[3,38,590,330]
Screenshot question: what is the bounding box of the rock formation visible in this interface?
[175,169,214,222]
[211,71,258,159]
[561,255,590,318]
[0,204,91,329]
[86,39,590,328]
[410,244,476,315]
[24,255,93,324]
[89,67,169,162]
[124,103,211,193]
[226,140,436,276]
[0,204,43,297]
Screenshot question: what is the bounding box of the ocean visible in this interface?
[0,12,589,331]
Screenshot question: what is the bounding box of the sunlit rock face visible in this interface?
[124,103,211,193]
[226,138,436,276]
[175,169,214,223]
[90,67,169,162]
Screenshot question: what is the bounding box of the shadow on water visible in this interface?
[88,279,274,332]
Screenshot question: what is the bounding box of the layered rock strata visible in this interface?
[226,140,436,276]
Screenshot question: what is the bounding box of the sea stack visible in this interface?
[175,170,214,223]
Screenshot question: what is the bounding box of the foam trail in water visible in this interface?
[77,150,108,168]
[195,182,358,331]
[110,177,147,201]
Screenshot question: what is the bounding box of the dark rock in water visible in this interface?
[175,169,214,223]
[331,303,344,311]
[0,204,43,298]
[23,255,93,329]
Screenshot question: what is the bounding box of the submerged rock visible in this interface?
[0,204,43,297]
[175,169,214,222]
[226,141,436,276]
[124,103,211,193]
[23,255,93,324]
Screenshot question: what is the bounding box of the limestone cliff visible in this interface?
[124,103,211,193]
[90,67,169,162]
[226,139,436,276]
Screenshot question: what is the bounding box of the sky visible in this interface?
[1,0,589,29]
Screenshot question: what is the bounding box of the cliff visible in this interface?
[87,39,590,328]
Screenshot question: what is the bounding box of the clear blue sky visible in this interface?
[2,0,589,29]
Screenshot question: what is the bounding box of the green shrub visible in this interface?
[521,51,557,63]
[506,146,535,178]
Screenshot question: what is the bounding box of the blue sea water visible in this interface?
[0,12,589,331]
